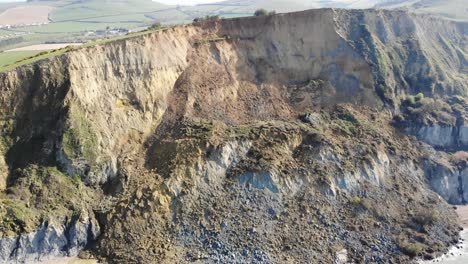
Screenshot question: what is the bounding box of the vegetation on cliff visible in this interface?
[0,165,97,237]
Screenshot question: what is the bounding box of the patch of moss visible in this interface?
[182,121,217,140]
[0,118,14,148]
[376,50,391,77]
[0,199,34,234]
[150,138,206,179]
[400,94,456,126]
[62,104,98,166]
[398,235,425,257]
[330,107,361,136]
[350,196,362,205]
[412,209,439,227]
[1,164,94,235]
[350,196,373,211]
[0,120,14,190]
[182,120,287,143]
[333,120,359,136]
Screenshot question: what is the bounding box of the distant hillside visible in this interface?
[191,0,467,21]
[0,0,465,53]
[180,0,317,16]
[397,0,467,21]
[0,0,182,52]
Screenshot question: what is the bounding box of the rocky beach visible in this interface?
[422,206,468,264]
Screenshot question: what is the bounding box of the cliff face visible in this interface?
[0,8,466,263]
[0,218,99,263]
[211,9,466,106]
[0,26,199,187]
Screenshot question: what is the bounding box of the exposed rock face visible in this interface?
[0,8,466,263]
[0,217,99,263]
[426,161,468,204]
[421,146,468,205]
[407,125,468,151]
[212,9,466,105]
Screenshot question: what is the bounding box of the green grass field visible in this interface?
[0,50,47,70]
[49,0,167,22]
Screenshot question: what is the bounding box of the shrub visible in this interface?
[148,22,162,30]
[414,92,424,102]
[254,9,268,16]
[360,199,372,211]
[413,210,439,226]
[206,15,220,20]
[350,196,372,211]
[65,45,76,52]
[193,15,220,23]
[403,93,424,107]
[36,51,49,56]
[0,200,31,233]
[62,104,98,165]
[399,239,424,257]
[351,196,362,205]
[400,93,455,125]
[337,108,359,125]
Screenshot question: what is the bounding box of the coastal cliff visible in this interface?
[0,8,466,263]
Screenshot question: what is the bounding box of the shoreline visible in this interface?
[420,205,468,263]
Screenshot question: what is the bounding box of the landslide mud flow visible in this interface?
[0,8,467,263]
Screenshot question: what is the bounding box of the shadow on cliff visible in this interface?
[5,64,71,186]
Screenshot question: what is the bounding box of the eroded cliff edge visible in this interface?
[0,8,466,263]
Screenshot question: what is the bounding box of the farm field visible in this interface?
[48,0,167,22]
[0,6,55,26]
[8,21,143,34]
[6,43,82,52]
[0,0,190,51]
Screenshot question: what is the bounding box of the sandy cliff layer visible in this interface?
[0,8,466,263]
